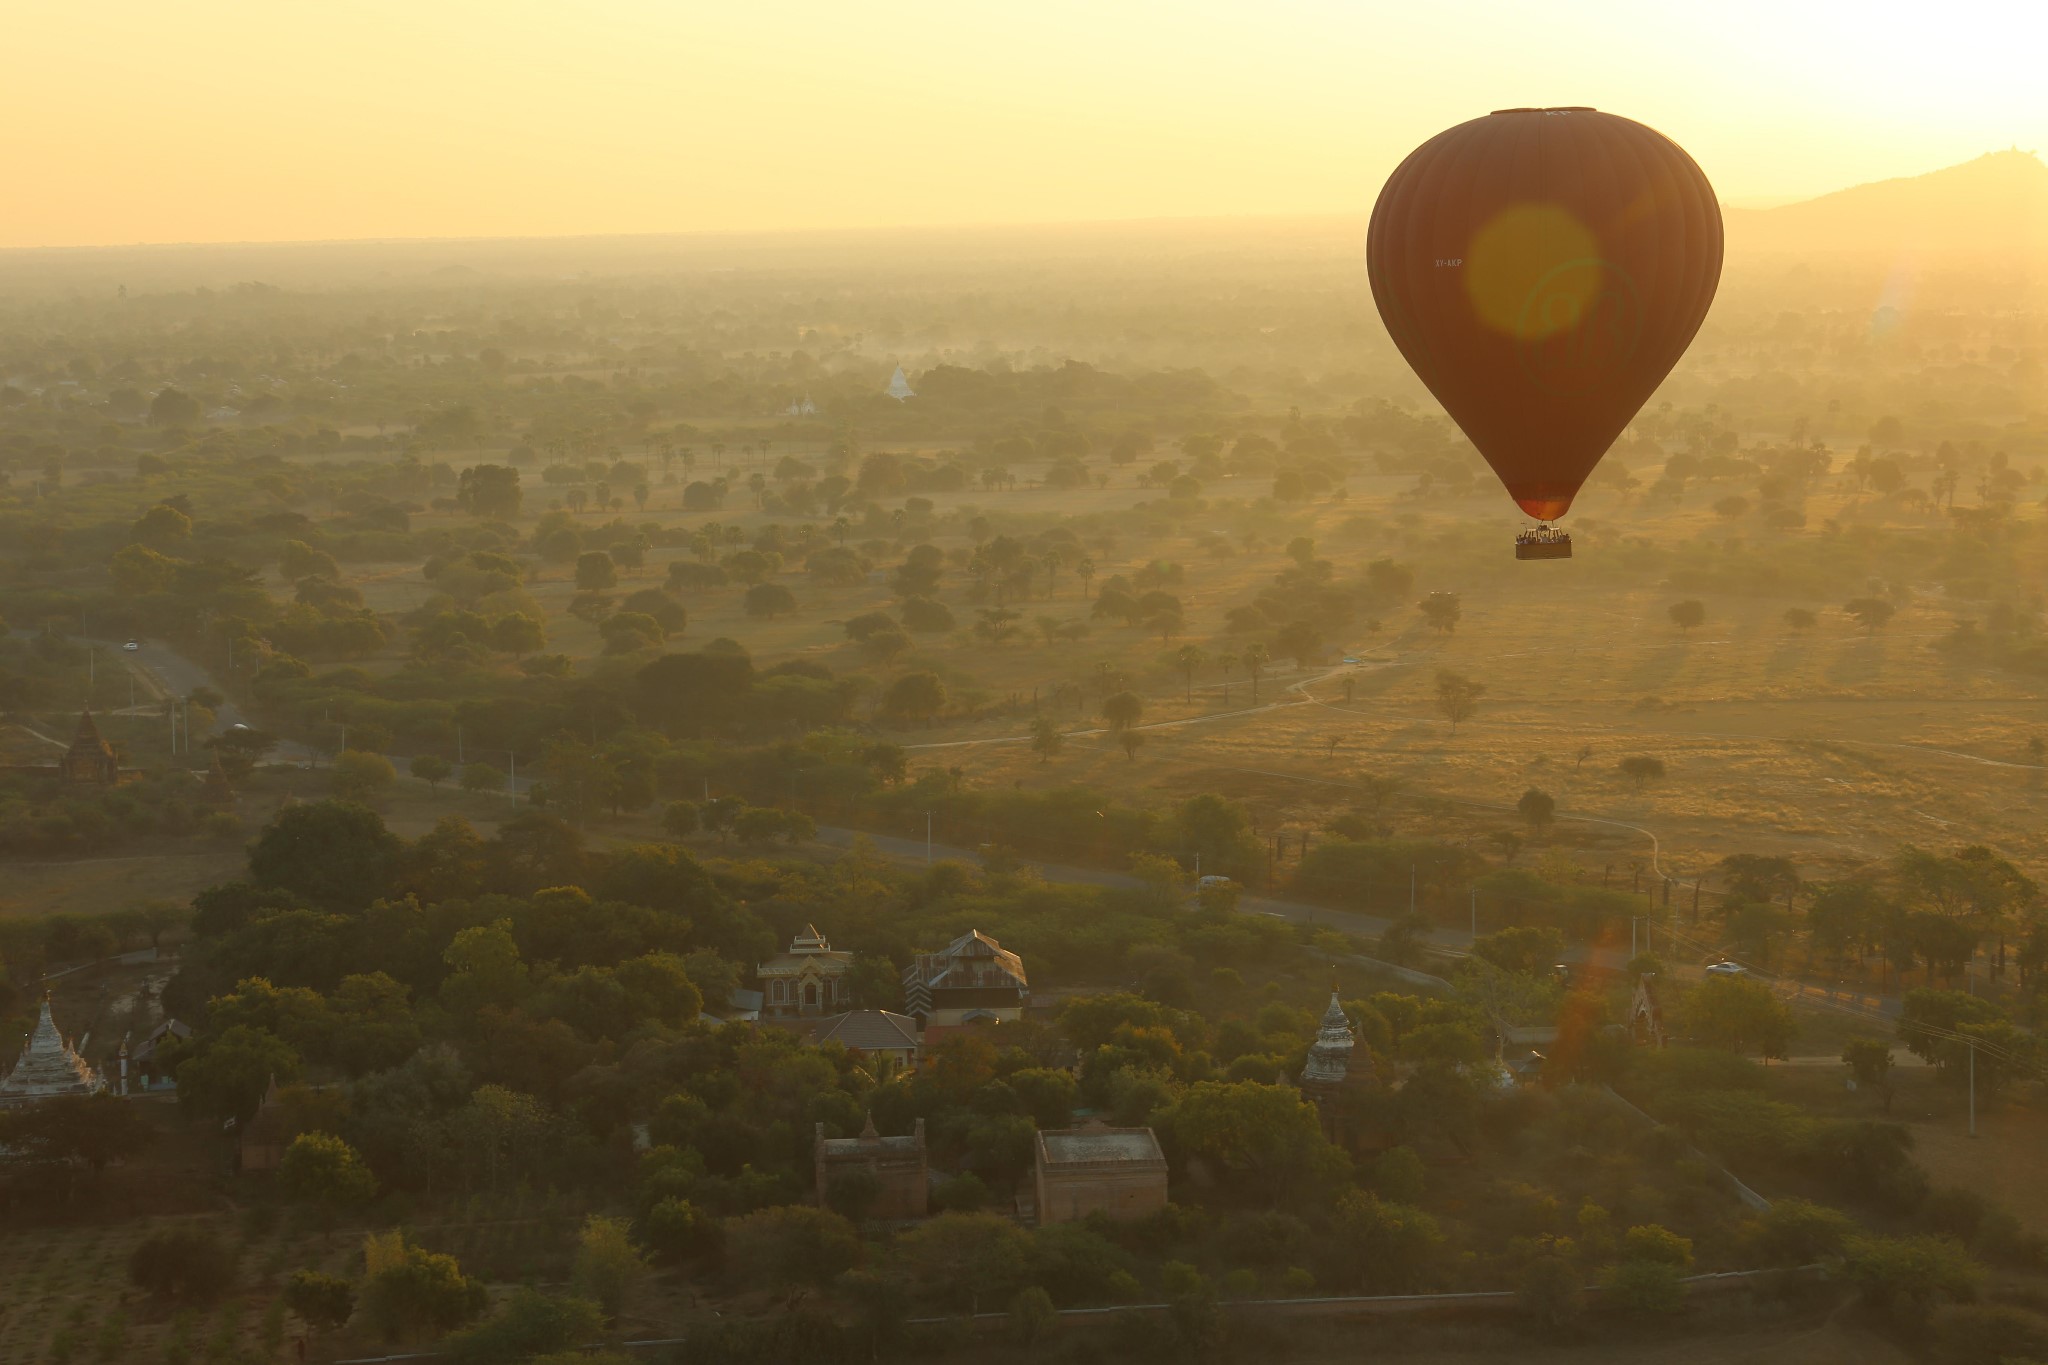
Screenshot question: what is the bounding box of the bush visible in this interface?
[444,1289,605,1365]
[1518,1250,1583,1334]
[1622,1224,1692,1268]
[643,1196,723,1264]
[1007,1286,1059,1347]
[1601,1258,1686,1318]
[128,1229,235,1304]
[283,1271,355,1334]
[1848,1235,1981,1329]
[358,1231,488,1342]
[1751,1198,1856,1265]
[331,749,398,802]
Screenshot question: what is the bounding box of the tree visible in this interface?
[491,613,547,657]
[1419,592,1461,634]
[1276,619,1323,668]
[148,386,202,426]
[247,800,401,912]
[1516,787,1556,834]
[1030,716,1063,764]
[280,1132,378,1232]
[1518,1247,1583,1334]
[442,1290,604,1364]
[409,754,453,789]
[725,1206,861,1298]
[132,502,193,548]
[332,749,398,803]
[1434,670,1484,732]
[1784,607,1817,632]
[461,762,506,796]
[1668,600,1706,632]
[881,671,946,726]
[1618,756,1666,792]
[1602,1257,1686,1317]
[283,1270,356,1336]
[1331,1190,1443,1292]
[359,1231,488,1342]
[176,1026,302,1123]
[1843,597,1896,635]
[1682,975,1795,1058]
[1242,641,1271,701]
[1174,644,1208,702]
[1102,690,1143,735]
[456,465,522,519]
[745,582,799,618]
[1156,1081,1347,1207]
[571,1216,649,1320]
[661,800,699,838]
[1471,925,1565,977]
[575,552,618,591]
[1848,1234,1981,1330]
[897,1212,1030,1315]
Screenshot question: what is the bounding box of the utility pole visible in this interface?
[508,750,516,801]
[1968,1041,1977,1139]
[924,811,933,864]
[457,725,464,766]
[1470,888,1478,939]
[1409,863,1417,914]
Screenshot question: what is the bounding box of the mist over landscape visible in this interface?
[1,5,2046,1363]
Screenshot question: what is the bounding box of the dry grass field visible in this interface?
[339,458,2048,891]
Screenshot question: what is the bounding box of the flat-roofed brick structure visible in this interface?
[1032,1122,1168,1225]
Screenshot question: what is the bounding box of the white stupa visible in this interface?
[884,366,915,401]
[0,996,104,1105]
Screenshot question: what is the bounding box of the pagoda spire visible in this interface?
[0,995,105,1103]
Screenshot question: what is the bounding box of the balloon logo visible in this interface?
[1368,108,1722,536]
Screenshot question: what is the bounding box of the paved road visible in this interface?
[108,634,314,764]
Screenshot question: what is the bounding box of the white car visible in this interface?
[123,639,140,651]
[1704,960,1750,978]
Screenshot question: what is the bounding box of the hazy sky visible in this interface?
[3,0,2042,248]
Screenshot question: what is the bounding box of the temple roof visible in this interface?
[759,925,853,976]
[908,930,1027,989]
[1300,989,1364,1088]
[0,997,104,1103]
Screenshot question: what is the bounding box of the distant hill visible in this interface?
[1725,149,2048,261]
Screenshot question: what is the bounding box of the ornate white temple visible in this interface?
[0,996,104,1105]
[1300,989,1361,1088]
[884,366,915,401]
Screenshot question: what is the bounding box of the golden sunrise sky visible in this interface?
[3,0,2042,248]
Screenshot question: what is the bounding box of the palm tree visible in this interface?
[1175,645,1209,704]
[1243,642,1270,702]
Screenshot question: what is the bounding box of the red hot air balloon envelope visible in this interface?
[1366,108,1722,558]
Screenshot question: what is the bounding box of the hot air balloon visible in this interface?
[1366,108,1722,559]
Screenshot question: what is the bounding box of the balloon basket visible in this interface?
[1515,528,1572,560]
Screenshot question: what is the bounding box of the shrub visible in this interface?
[1518,1250,1583,1334]
[1601,1258,1686,1317]
[1622,1224,1693,1268]
[282,1271,355,1334]
[444,1290,605,1364]
[1848,1235,1981,1329]
[1751,1198,1856,1265]
[358,1231,488,1342]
